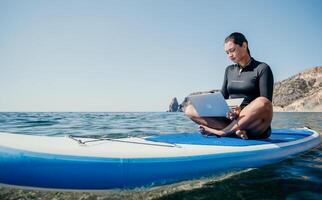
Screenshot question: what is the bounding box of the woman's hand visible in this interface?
[226,106,241,120]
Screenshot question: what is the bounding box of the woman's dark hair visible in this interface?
[225,32,250,55]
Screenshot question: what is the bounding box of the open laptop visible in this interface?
[188,92,244,117]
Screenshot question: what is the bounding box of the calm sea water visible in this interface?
[0,112,321,200]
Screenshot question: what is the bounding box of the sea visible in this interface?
[0,112,321,200]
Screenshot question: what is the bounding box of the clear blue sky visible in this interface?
[1,0,321,112]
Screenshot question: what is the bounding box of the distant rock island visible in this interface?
[168,66,322,112]
[167,97,179,112]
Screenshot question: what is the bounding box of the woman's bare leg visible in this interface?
[184,104,230,130]
[198,97,273,138]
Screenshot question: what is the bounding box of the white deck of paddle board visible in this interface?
[0,129,319,158]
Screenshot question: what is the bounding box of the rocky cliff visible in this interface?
[273,66,322,112]
[168,66,322,112]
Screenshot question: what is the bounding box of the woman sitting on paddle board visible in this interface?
[185,32,274,139]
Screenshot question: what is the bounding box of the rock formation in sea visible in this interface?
[168,66,321,112]
[168,97,179,112]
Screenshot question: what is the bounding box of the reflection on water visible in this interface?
[0,112,321,200]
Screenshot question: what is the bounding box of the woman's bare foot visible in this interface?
[236,130,248,140]
[199,125,248,140]
[198,125,225,137]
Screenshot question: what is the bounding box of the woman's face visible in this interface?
[224,40,247,64]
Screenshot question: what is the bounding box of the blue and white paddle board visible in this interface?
[0,128,320,190]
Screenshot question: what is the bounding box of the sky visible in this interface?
[0,0,322,112]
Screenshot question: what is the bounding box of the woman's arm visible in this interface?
[221,67,229,99]
[258,64,274,101]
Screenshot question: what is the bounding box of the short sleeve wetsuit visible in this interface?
[221,58,274,139]
[221,58,274,108]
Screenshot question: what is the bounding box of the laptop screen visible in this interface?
[188,92,244,117]
[188,92,229,117]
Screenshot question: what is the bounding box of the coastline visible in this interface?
[273,106,322,112]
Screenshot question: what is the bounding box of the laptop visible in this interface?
[188,92,244,117]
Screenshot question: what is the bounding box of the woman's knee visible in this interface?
[240,97,273,121]
[184,104,199,118]
[255,97,273,121]
[254,97,273,110]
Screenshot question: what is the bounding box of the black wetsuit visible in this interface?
[221,58,274,108]
[221,58,274,139]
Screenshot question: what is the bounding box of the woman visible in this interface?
[185,32,274,139]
